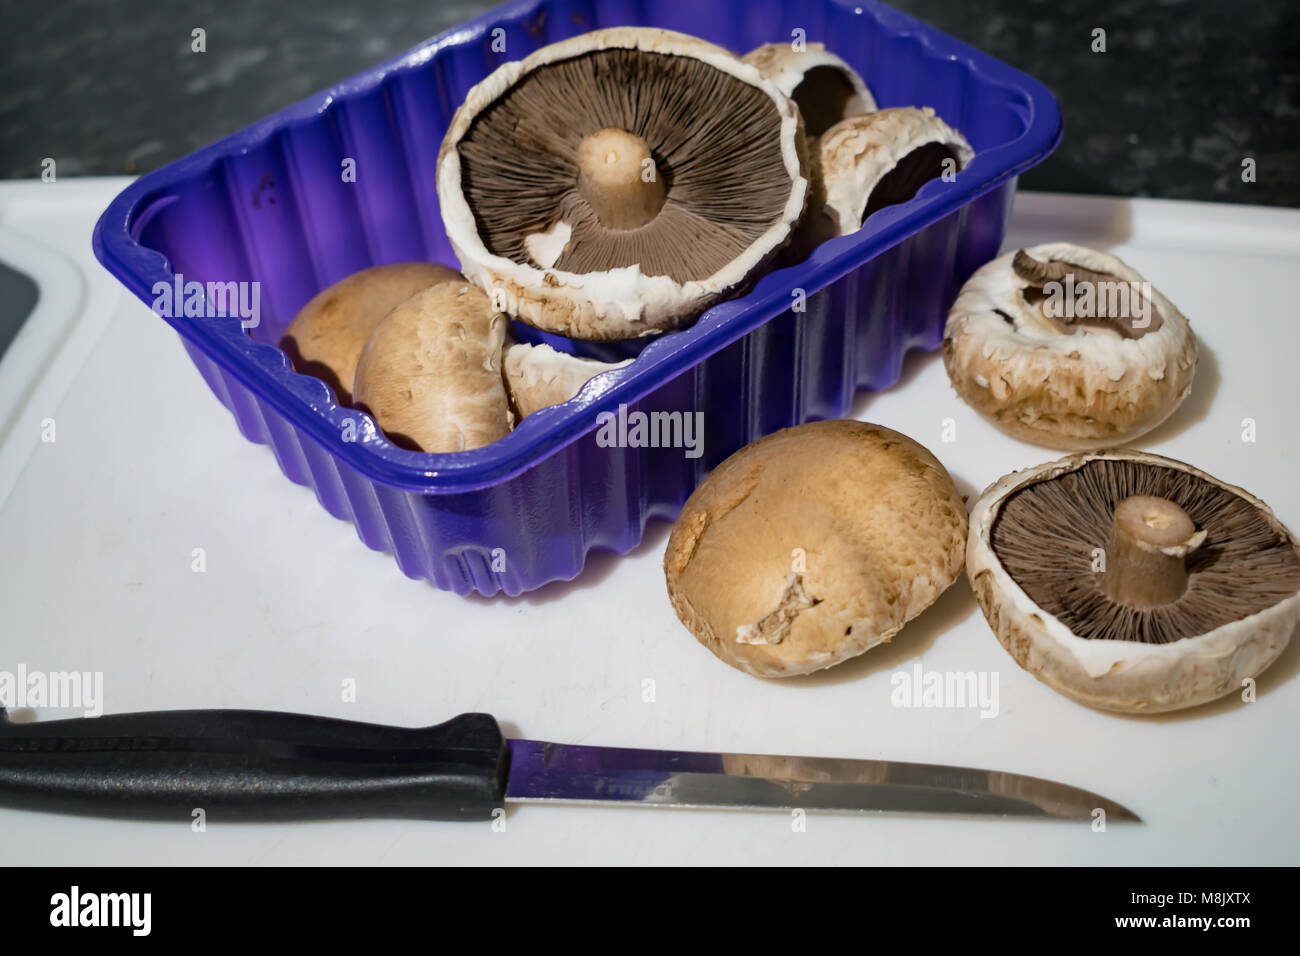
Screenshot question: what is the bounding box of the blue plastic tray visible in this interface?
[93,0,1061,595]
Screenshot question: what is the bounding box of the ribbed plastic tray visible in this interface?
[93,0,1061,596]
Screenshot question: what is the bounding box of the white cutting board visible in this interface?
[1,179,1297,865]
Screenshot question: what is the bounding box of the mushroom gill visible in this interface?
[456,48,796,283]
[989,459,1300,644]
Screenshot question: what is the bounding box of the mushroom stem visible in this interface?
[1100,495,1207,608]
[577,128,666,230]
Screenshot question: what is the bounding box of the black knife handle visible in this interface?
[0,708,508,822]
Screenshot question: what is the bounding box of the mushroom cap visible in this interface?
[943,243,1198,449]
[819,107,973,235]
[967,450,1300,713]
[280,262,463,405]
[437,27,809,341]
[352,282,513,452]
[664,420,967,678]
[741,42,876,138]
[503,342,630,418]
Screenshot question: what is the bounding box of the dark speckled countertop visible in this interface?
[2,0,1296,205]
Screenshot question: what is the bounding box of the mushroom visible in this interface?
[503,343,631,418]
[280,262,463,405]
[437,27,809,341]
[352,281,513,452]
[741,42,876,138]
[943,242,1197,449]
[817,107,973,238]
[967,450,1300,713]
[663,420,967,678]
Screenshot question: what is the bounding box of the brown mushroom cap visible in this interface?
[943,243,1198,449]
[503,343,630,418]
[438,27,808,341]
[280,262,463,405]
[741,42,876,138]
[664,420,967,678]
[968,450,1300,713]
[352,282,513,452]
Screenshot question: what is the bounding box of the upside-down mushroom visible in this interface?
[437,27,809,341]
[968,450,1300,713]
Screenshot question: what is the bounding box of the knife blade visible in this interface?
[506,739,1138,820]
[0,708,1139,823]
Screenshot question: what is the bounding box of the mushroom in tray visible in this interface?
[967,450,1300,713]
[503,343,630,419]
[814,107,973,239]
[280,262,463,405]
[353,281,514,453]
[943,242,1198,449]
[741,42,876,138]
[437,27,809,341]
[664,420,967,678]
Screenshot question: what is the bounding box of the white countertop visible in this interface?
[1,179,1297,864]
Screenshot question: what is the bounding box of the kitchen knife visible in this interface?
[0,708,1139,822]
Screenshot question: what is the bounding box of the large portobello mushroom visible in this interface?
[664,420,967,678]
[968,450,1300,713]
[437,27,810,341]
